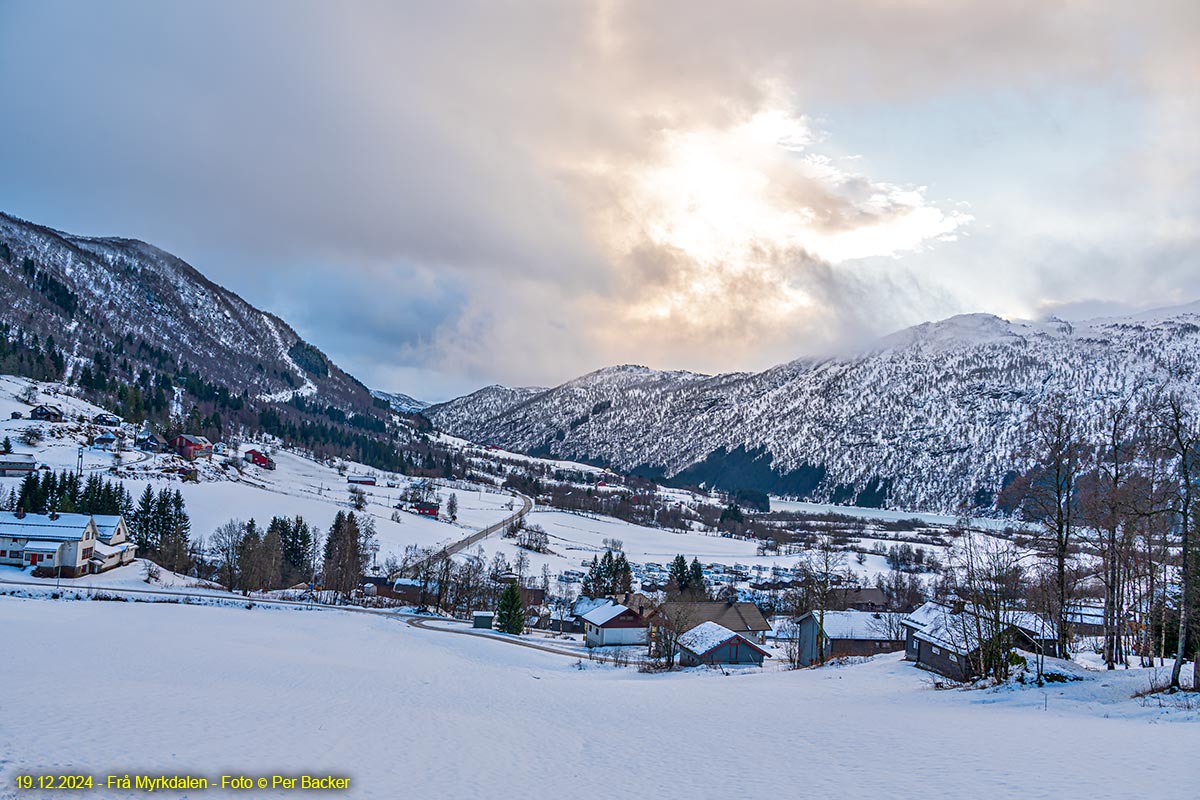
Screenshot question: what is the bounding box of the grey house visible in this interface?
[791,610,905,666]
[0,453,37,478]
[901,601,1059,682]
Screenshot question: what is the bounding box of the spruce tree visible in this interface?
[496,582,524,634]
[1,436,10,454]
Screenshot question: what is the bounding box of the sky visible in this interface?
[0,1,1197,401]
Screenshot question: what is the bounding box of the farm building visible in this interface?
[30,404,65,423]
[0,453,37,478]
[789,610,905,666]
[173,434,213,460]
[582,603,647,647]
[678,622,770,667]
[347,475,377,486]
[244,449,276,470]
[0,510,100,578]
[901,601,1059,682]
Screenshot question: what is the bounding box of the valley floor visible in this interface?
[1,596,1195,800]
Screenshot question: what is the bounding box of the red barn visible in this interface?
[173,434,213,461]
[244,449,276,470]
[413,501,439,516]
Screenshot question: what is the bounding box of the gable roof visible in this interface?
[798,610,904,641]
[905,601,1057,656]
[679,621,770,658]
[582,603,633,626]
[177,434,212,446]
[660,601,771,634]
[92,515,126,543]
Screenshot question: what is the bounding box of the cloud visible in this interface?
[0,1,1196,398]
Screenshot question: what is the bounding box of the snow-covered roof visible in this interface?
[22,540,62,553]
[0,453,37,467]
[472,611,494,618]
[92,515,124,542]
[572,596,611,618]
[907,602,1057,656]
[802,610,904,640]
[92,540,130,557]
[678,621,769,657]
[0,512,93,542]
[582,603,631,626]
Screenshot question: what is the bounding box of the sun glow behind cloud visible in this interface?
[592,100,971,335]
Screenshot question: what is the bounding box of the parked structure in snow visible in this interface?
[582,603,647,647]
[901,601,1059,682]
[173,434,213,460]
[0,452,37,477]
[678,621,770,667]
[244,449,276,470]
[790,610,905,666]
[30,404,65,423]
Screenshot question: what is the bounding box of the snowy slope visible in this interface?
[430,304,1200,511]
[1,596,1194,799]
[0,211,373,413]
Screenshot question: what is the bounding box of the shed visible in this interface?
[472,611,495,629]
[678,622,769,667]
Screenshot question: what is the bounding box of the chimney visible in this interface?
[49,509,58,521]
[15,506,25,519]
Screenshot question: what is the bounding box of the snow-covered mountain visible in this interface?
[0,211,373,412]
[370,389,430,415]
[429,305,1200,512]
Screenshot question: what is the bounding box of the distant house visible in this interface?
[652,601,772,645]
[92,431,118,450]
[412,500,439,516]
[831,587,888,612]
[10,411,23,420]
[347,475,377,486]
[92,412,122,427]
[30,404,65,423]
[135,430,168,453]
[0,453,37,478]
[244,449,276,470]
[790,610,905,666]
[173,434,213,460]
[0,510,99,577]
[901,601,1059,682]
[582,603,648,647]
[678,622,770,667]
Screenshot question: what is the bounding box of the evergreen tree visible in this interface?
[1,436,10,454]
[131,485,157,553]
[669,554,690,591]
[613,552,633,594]
[496,582,525,634]
[688,558,705,593]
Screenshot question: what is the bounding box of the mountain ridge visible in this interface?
[428,303,1200,512]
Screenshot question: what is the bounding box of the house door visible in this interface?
[28,554,39,565]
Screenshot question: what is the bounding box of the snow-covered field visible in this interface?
[1,595,1195,799]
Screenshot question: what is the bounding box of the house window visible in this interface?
[931,646,941,655]
[82,547,93,560]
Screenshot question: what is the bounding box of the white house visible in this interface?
[90,515,137,572]
[0,511,135,577]
[0,511,99,578]
[0,453,37,478]
[582,603,647,647]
